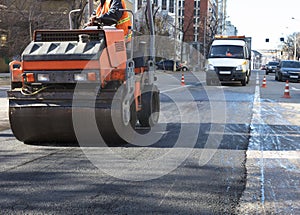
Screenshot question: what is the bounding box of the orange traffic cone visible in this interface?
[181,73,185,86]
[282,80,291,98]
[261,76,267,88]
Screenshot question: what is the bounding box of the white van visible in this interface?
[205,36,252,86]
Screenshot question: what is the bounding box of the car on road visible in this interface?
[265,61,279,75]
[275,60,300,82]
[156,60,189,71]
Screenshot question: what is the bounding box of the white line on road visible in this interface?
[291,87,300,91]
[252,72,266,206]
[160,85,191,93]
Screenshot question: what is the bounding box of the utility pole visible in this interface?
[88,0,94,16]
[218,0,227,34]
[223,0,227,34]
[203,17,207,58]
[173,0,178,71]
[294,34,297,60]
[291,17,298,60]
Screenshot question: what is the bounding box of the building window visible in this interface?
[179,0,185,7]
[180,9,184,16]
[162,0,167,10]
[179,18,184,27]
[138,0,142,9]
[169,0,174,13]
[194,34,198,42]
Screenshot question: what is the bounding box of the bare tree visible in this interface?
[0,0,88,59]
[281,32,299,60]
[205,17,219,57]
[135,5,175,61]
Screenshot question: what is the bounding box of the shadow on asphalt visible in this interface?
[16,121,300,151]
[0,133,14,138]
[16,122,250,150]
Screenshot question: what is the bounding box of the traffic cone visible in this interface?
[282,80,291,98]
[181,73,185,86]
[261,76,267,88]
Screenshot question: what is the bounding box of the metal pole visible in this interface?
[146,0,155,60]
[145,0,156,85]
[88,0,94,16]
[294,34,297,60]
[29,10,32,41]
[203,17,207,58]
[173,0,178,71]
[69,9,81,30]
[223,0,227,34]
[291,17,298,60]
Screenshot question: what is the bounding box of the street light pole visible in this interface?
[294,34,297,60]
[88,0,94,16]
[203,17,207,57]
[173,0,178,72]
[292,17,298,60]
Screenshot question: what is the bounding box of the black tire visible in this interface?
[278,73,283,81]
[241,76,247,86]
[182,67,188,72]
[96,86,137,145]
[138,85,160,127]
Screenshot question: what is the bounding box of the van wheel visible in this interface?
[241,76,247,86]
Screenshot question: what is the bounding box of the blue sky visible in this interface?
[226,0,300,50]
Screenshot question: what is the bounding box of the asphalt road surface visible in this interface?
[0,71,299,214]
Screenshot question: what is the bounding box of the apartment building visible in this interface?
[135,0,223,54]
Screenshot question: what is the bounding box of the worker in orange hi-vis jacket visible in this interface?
[88,0,132,42]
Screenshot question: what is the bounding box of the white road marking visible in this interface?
[251,72,266,205]
[291,87,300,91]
[160,85,191,93]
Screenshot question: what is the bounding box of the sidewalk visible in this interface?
[0,75,10,131]
[0,97,9,131]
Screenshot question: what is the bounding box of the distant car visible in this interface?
[265,61,279,75]
[156,60,189,71]
[275,60,300,82]
[180,62,189,72]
